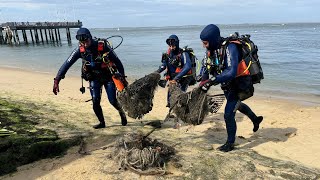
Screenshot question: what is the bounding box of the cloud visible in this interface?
[0,0,51,9]
[0,0,319,27]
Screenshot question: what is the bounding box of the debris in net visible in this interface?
[112,130,175,175]
[118,72,161,119]
[167,84,225,125]
[168,84,209,125]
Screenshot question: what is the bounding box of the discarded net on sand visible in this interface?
[118,72,161,119]
[112,131,175,175]
[167,84,225,125]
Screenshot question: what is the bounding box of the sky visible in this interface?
[0,0,319,28]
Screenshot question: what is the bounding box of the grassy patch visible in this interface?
[0,98,81,176]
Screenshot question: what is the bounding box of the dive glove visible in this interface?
[199,77,216,92]
[53,78,60,95]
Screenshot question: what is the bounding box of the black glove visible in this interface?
[199,77,216,92]
[53,78,60,95]
[158,79,167,88]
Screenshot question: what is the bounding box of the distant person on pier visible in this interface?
[52,27,128,129]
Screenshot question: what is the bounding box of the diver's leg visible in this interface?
[218,90,238,152]
[90,80,106,129]
[237,102,263,132]
[104,80,127,126]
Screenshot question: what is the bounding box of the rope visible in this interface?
[112,131,175,175]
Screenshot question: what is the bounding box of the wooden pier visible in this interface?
[0,21,82,45]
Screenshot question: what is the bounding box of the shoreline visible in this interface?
[1,63,320,178]
[2,66,318,106]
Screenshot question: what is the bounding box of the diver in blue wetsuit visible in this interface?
[198,24,263,152]
[156,34,192,107]
[52,27,127,129]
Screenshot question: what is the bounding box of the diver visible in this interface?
[53,27,127,129]
[198,24,263,152]
[156,34,193,107]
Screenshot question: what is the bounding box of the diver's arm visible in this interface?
[55,47,81,80]
[173,52,192,80]
[157,53,169,73]
[157,61,167,73]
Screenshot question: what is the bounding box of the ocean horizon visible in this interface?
[1,22,319,103]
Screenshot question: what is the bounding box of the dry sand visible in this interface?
[0,66,319,179]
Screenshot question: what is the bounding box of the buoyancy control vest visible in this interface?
[207,32,263,100]
[221,32,264,84]
[163,46,198,85]
[80,38,127,91]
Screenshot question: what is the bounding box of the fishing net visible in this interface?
[112,131,175,175]
[118,72,161,119]
[207,94,225,113]
[168,84,209,125]
[167,84,225,125]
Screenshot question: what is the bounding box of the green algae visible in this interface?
[0,98,81,175]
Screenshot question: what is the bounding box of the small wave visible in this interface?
[261,60,316,66]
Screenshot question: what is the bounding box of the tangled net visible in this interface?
[168,84,225,125]
[118,72,161,119]
[207,94,225,113]
[113,131,175,175]
[168,84,209,125]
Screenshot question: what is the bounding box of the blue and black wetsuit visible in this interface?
[158,48,192,106]
[55,40,125,125]
[200,24,261,144]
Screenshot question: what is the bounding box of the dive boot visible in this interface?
[93,122,106,129]
[217,142,234,152]
[119,110,127,126]
[253,116,263,132]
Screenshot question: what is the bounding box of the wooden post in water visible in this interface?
[0,29,4,44]
[34,29,39,43]
[54,29,58,43]
[22,29,28,44]
[44,29,48,43]
[66,28,70,42]
[39,29,44,43]
[30,29,35,44]
[48,29,52,42]
[57,29,61,41]
[12,30,17,45]
[15,30,20,45]
[51,29,55,42]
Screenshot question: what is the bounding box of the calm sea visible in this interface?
[1,23,319,102]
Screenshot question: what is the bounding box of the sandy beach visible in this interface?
[1,66,320,179]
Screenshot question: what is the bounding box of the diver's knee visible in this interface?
[224,112,235,122]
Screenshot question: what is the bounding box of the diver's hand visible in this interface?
[170,80,177,84]
[199,79,211,92]
[158,79,167,88]
[53,78,60,95]
[199,77,216,92]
